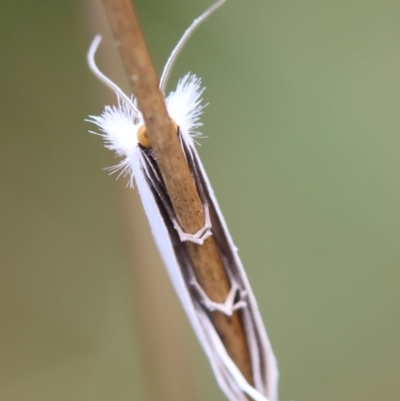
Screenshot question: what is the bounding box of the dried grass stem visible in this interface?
[101,0,254,388]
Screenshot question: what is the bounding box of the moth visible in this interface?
[87,1,278,400]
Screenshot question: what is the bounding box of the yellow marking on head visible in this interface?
[137,119,179,148]
[171,119,178,136]
[137,125,151,148]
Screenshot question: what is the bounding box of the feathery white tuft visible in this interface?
[166,73,206,146]
[88,74,205,185]
[88,96,141,158]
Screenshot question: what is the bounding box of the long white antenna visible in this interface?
[87,35,139,112]
[159,0,227,94]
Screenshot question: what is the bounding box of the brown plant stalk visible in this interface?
[101,0,254,387]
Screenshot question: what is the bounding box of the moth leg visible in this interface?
[190,275,247,316]
[172,203,212,245]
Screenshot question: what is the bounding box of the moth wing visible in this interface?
[182,138,279,401]
[133,135,278,401]
[131,150,245,397]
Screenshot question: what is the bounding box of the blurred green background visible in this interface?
[1,0,399,400]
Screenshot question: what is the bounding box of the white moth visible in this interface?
[87,1,278,400]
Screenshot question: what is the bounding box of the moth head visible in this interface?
[137,119,178,148]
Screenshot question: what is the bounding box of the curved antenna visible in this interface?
[87,35,139,112]
[159,0,227,93]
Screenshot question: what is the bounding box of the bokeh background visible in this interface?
[1,1,399,400]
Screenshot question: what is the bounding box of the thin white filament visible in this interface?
[87,35,139,113]
[159,0,227,93]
